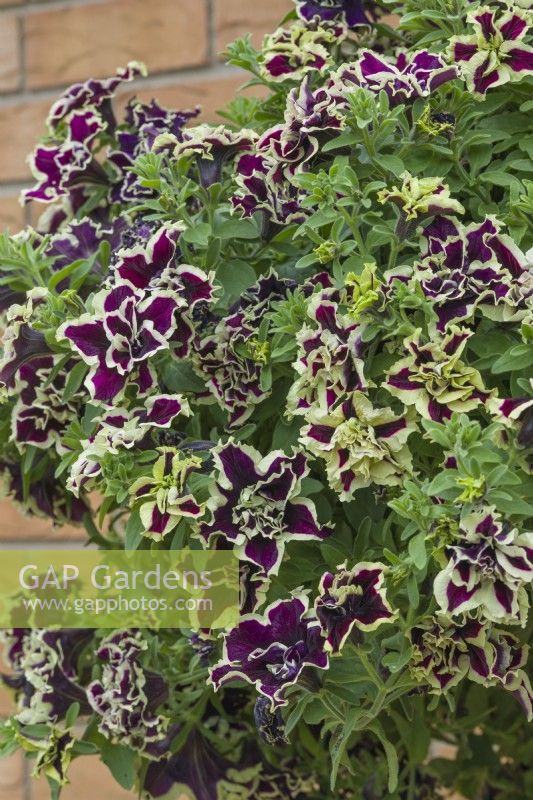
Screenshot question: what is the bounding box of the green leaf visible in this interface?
[99,742,136,790]
[330,707,360,788]
[65,702,80,729]
[181,223,212,247]
[408,532,427,570]
[284,694,316,735]
[62,361,88,403]
[125,511,145,551]
[215,217,258,240]
[368,722,399,793]
[491,343,533,374]
[162,360,206,393]
[378,154,404,177]
[479,170,522,190]
[46,777,61,800]
[216,259,256,305]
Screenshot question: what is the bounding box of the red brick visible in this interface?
[0,686,16,718]
[33,756,143,800]
[214,0,293,53]
[0,13,20,92]
[0,98,49,182]
[0,195,24,233]
[24,0,209,90]
[0,499,86,542]
[0,752,23,800]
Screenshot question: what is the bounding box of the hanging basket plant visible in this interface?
[1,0,533,798]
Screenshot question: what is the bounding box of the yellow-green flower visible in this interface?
[378,171,464,221]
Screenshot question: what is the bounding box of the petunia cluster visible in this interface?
[1,0,533,797]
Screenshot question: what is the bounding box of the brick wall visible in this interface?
[0,0,293,233]
[0,2,291,796]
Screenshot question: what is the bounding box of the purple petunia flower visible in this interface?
[67,395,190,497]
[315,562,396,652]
[257,77,347,177]
[232,151,308,231]
[111,225,217,348]
[1,629,91,726]
[287,289,366,418]
[210,592,328,707]
[23,110,108,204]
[335,49,458,106]
[414,216,529,332]
[88,631,169,754]
[45,216,127,274]
[0,459,89,524]
[261,19,344,83]
[11,356,85,453]
[198,440,331,577]
[0,289,51,390]
[159,124,257,188]
[410,616,533,720]
[109,99,200,201]
[295,0,375,28]
[46,62,146,130]
[58,284,179,403]
[142,719,316,799]
[434,509,533,625]
[449,6,533,96]
[192,271,295,426]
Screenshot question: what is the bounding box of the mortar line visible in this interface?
[0,63,243,108]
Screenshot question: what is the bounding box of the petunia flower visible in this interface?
[88,631,169,754]
[26,729,75,787]
[488,391,533,449]
[1,630,90,726]
[110,225,216,346]
[130,448,204,541]
[449,6,533,96]
[295,0,376,27]
[433,509,533,625]
[198,440,331,577]
[410,616,533,719]
[377,172,465,222]
[67,395,190,497]
[23,110,108,204]
[335,49,458,106]
[260,20,343,83]
[45,215,127,277]
[155,124,257,187]
[46,62,146,130]
[287,290,366,418]
[0,459,89,524]
[315,562,396,652]
[210,592,328,707]
[413,216,529,332]
[232,151,308,230]
[385,327,493,422]
[0,288,51,390]
[142,720,316,799]
[300,391,416,500]
[109,99,200,201]
[256,77,346,178]
[11,356,85,454]
[58,284,183,403]
[192,272,296,426]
